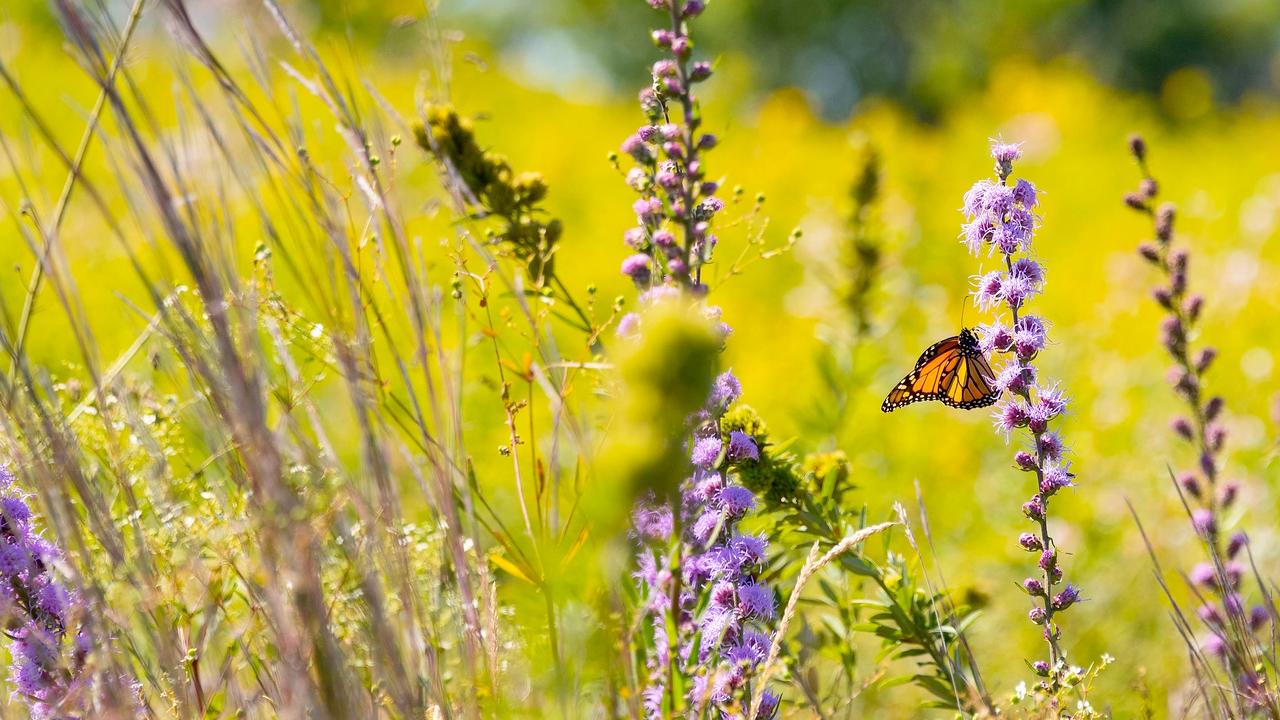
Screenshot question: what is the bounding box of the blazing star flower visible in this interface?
[965,139,1080,688]
[623,4,780,715]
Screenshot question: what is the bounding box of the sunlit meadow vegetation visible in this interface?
[0,0,1279,717]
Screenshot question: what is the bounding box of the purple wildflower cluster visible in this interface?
[617,0,724,290]
[0,467,91,718]
[618,4,778,716]
[963,141,1080,683]
[1124,135,1271,669]
[632,370,778,718]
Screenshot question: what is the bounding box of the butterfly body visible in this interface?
[881,328,1000,412]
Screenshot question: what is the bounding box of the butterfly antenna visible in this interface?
[959,294,970,331]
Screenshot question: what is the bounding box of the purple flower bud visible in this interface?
[633,197,663,224]
[1191,508,1216,538]
[1189,563,1216,588]
[621,254,653,285]
[1139,177,1158,198]
[1023,578,1045,596]
[639,88,663,118]
[1198,603,1222,625]
[1138,242,1160,263]
[1152,287,1173,309]
[1127,134,1146,161]
[616,312,642,338]
[1225,562,1244,590]
[1192,345,1213,371]
[663,77,684,94]
[1178,472,1201,499]
[1198,451,1215,478]
[1032,660,1051,677]
[1015,451,1038,471]
[1206,424,1226,452]
[651,29,674,47]
[681,0,706,17]
[670,36,690,57]
[1029,607,1048,625]
[1184,294,1204,323]
[652,229,676,248]
[689,62,713,82]
[1203,633,1226,657]
[1022,497,1045,521]
[1170,417,1193,440]
[1219,481,1238,508]
[652,59,677,78]
[1019,533,1043,552]
[1155,203,1175,241]
[1124,192,1147,211]
[1204,396,1224,422]
[1038,549,1057,572]
[697,134,717,150]
[1250,606,1271,632]
[621,134,653,163]
[1227,531,1248,559]
[1224,592,1245,616]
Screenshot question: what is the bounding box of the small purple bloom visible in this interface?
[691,435,723,469]
[991,142,1023,164]
[1191,508,1216,537]
[737,583,774,619]
[726,431,759,462]
[717,486,755,517]
[709,370,742,409]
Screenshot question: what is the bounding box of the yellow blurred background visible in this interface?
[3,1,1280,715]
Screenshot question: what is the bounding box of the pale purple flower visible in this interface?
[709,370,742,409]
[692,436,722,469]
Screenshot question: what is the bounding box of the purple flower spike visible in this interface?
[962,139,1080,682]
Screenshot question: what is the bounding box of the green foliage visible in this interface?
[609,302,721,506]
[416,103,563,283]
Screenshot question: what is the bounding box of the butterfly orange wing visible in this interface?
[941,351,1000,410]
[881,337,963,412]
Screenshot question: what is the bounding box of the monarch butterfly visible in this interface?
[881,328,1000,412]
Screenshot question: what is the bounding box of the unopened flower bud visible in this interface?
[1227,531,1248,559]
[1155,203,1175,241]
[1195,347,1216,374]
[1170,417,1193,440]
[1128,134,1147,162]
[1204,396,1224,422]
[1178,472,1201,499]
[1219,481,1238,508]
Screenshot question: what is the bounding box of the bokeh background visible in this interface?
[3,0,1280,715]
